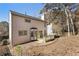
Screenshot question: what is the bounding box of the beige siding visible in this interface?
[11,14,45,45]
[31,20,45,35]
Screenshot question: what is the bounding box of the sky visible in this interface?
[0,3,44,22]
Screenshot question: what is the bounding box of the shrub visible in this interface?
[15,45,22,56]
[2,39,8,45]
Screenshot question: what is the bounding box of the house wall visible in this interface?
[31,19,45,35]
[11,13,45,45]
[41,13,53,36]
[47,23,53,35]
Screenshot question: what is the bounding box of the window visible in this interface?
[44,30,47,36]
[18,30,27,36]
[24,31,27,35]
[39,31,43,38]
[19,31,23,36]
[25,19,31,22]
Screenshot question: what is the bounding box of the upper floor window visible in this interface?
[25,19,31,23]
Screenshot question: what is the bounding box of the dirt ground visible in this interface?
[0,45,12,56]
[11,35,79,56]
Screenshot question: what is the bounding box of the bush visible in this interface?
[15,45,22,56]
[0,36,3,42]
[2,39,9,45]
[2,36,9,39]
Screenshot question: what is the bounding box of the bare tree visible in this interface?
[41,3,78,36]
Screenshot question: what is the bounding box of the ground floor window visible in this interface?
[39,31,43,38]
[18,30,27,36]
[44,30,47,36]
[24,31,27,35]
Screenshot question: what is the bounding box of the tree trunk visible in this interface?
[68,10,75,35]
[65,8,71,36]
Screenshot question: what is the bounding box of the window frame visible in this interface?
[18,30,27,36]
[25,18,31,23]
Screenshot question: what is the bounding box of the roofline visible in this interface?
[10,10,45,22]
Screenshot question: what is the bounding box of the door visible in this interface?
[30,28,37,41]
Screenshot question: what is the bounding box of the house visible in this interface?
[9,11,46,46]
[41,13,53,36]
